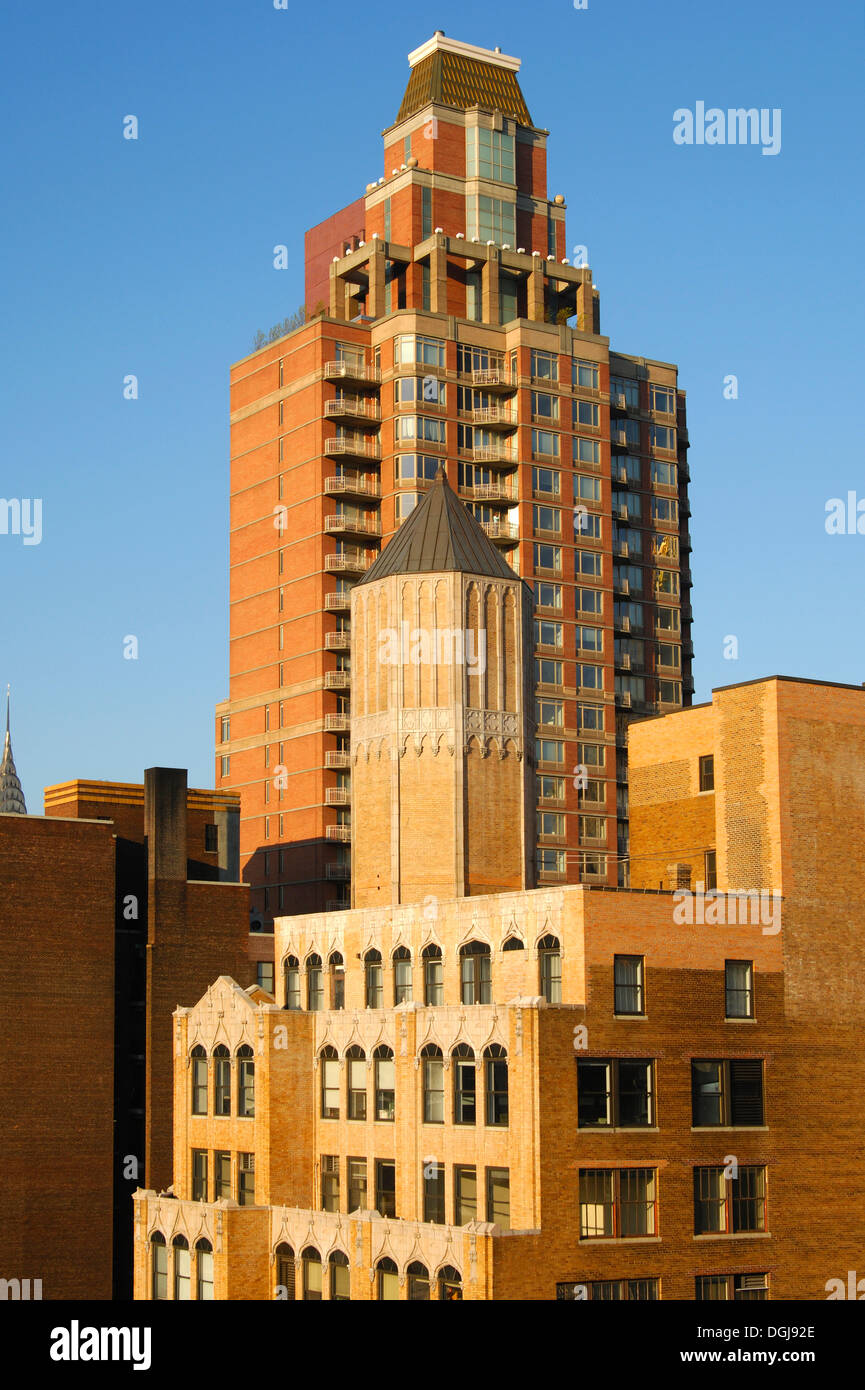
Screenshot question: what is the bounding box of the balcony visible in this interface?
[470,482,518,503]
[324,592,352,611]
[324,671,351,690]
[471,406,516,429]
[324,398,381,424]
[325,863,350,880]
[614,541,630,559]
[326,825,351,842]
[325,788,351,806]
[471,366,513,390]
[324,632,351,650]
[325,750,351,769]
[326,899,351,912]
[324,436,381,461]
[325,550,373,573]
[324,514,382,538]
[324,474,381,499]
[481,520,519,545]
[470,446,516,467]
[324,714,351,732]
[323,361,381,386]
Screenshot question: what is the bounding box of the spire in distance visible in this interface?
[0,685,27,814]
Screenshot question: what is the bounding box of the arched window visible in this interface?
[190,1045,207,1115]
[393,945,412,1004]
[346,1045,367,1120]
[284,956,301,1011]
[421,1044,444,1123]
[484,1044,508,1126]
[438,1264,463,1300]
[502,935,524,951]
[275,1243,295,1301]
[423,943,443,1005]
[213,1045,231,1116]
[539,934,562,1003]
[407,1261,430,1301]
[173,1236,190,1301]
[374,1045,395,1122]
[306,954,323,1011]
[320,1045,339,1119]
[301,1246,322,1301]
[150,1232,167,1301]
[330,1249,350,1301]
[237,1044,255,1117]
[365,950,383,1008]
[377,1256,399,1301]
[452,1043,476,1124]
[195,1239,213,1301]
[460,940,491,1004]
[329,951,345,1010]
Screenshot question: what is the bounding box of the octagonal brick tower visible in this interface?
[350,466,535,908]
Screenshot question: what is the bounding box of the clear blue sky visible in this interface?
[1,0,862,808]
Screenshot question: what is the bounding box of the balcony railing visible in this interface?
[324,437,381,460]
[471,406,516,428]
[324,474,381,498]
[325,788,351,805]
[325,551,373,573]
[324,398,381,423]
[324,592,352,611]
[325,751,351,769]
[323,361,381,385]
[470,482,518,503]
[326,825,351,842]
[324,632,351,650]
[324,515,382,537]
[470,446,517,466]
[324,671,351,689]
[481,520,519,544]
[325,863,350,880]
[471,367,511,389]
[324,714,351,732]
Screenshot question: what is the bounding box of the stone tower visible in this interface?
[350,468,535,907]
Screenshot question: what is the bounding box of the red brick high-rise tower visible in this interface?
[216,32,693,924]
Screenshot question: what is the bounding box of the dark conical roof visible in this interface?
[0,687,26,815]
[361,467,516,584]
[397,42,532,126]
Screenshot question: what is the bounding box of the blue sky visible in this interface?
[1,0,862,808]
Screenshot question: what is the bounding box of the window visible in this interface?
[220,755,230,777]
[422,1044,445,1123]
[393,946,412,1004]
[535,618,563,648]
[575,437,600,465]
[577,513,602,540]
[302,1247,322,1301]
[726,960,754,1019]
[532,428,560,459]
[395,375,446,406]
[538,934,562,1002]
[535,659,563,686]
[395,414,446,445]
[652,459,677,486]
[651,385,676,414]
[578,704,604,734]
[330,1250,350,1301]
[395,334,446,368]
[191,1046,207,1115]
[699,755,715,792]
[460,941,491,1004]
[214,1045,231,1116]
[537,774,565,802]
[614,955,645,1015]
[438,1265,463,1300]
[466,125,516,183]
[558,1279,659,1301]
[220,715,230,743]
[237,1045,255,1117]
[696,1273,768,1301]
[579,814,606,842]
[365,950,383,1008]
[467,194,516,244]
[421,184,432,238]
[535,737,564,765]
[652,496,678,524]
[532,391,559,422]
[531,349,558,383]
[329,951,345,1009]
[704,849,718,891]
[578,1059,654,1127]
[320,1046,339,1118]
[214,1151,231,1200]
[204,823,218,853]
[276,1243,295,1300]
[256,961,274,995]
[407,1261,431,1300]
[192,1150,208,1202]
[538,848,565,875]
[536,699,564,728]
[576,625,603,653]
[533,542,562,573]
[374,1046,395,1122]
[348,1158,367,1212]
[532,466,560,497]
[284,956,300,1011]
[486,1168,510,1229]
[347,1046,367,1120]
[455,1166,477,1224]
[423,1161,445,1222]
[574,400,599,428]
[150,1233,167,1300]
[396,453,441,483]
[651,424,676,451]
[375,1160,396,1218]
[423,944,443,1005]
[453,1044,477,1124]
[694,1165,767,1234]
[610,377,640,409]
[321,1155,339,1212]
[576,549,602,578]
[484,1045,509,1125]
[533,504,561,534]
[691,1059,764,1126]
[534,580,562,609]
[579,1168,657,1238]
[573,359,599,389]
[377,1256,399,1301]
[538,811,565,838]
[196,1240,213,1301]
[578,664,603,690]
[238,1152,255,1206]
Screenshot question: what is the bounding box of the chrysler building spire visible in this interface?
[0,686,27,814]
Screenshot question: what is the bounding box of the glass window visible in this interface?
[151,1234,167,1301]
[699,755,715,791]
[533,504,561,534]
[348,1158,367,1212]
[534,580,562,608]
[196,1240,213,1301]
[533,542,562,572]
[423,944,443,1005]
[395,334,446,368]
[485,1045,509,1125]
[532,428,560,459]
[460,942,491,1004]
[467,195,516,245]
[191,1046,207,1115]
[614,955,644,1015]
[192,1150,208,1202]
[574,400,600,428]
[347,1047,367,1120]
[422,1045,444,1123]
[393,946,412,1004]
[407,1260,431,1300]
[532,391,558,421]
[454,1166,477,1224]
[534,658,563,685]
[238,1153,255,1206]
[578,1059,654,1127]
[214,1151,231,1200]
[423,1162,445,1223]
[330,1250,351,1301]
[466,126,516,183]
[321,1155,340,1212]
[486,1168,511,1229]
[453,1045,477,1123]
[576,550,602,578]
[213,1045,231,1116]
[726,960,754,1018]
[375,1160,396,1218]
[302,1247,322,1301]
[573,359,599,389]
[531,350,558,383]
[538,934,562,1003]
[320,1047,340,1118]
[377,1256,399,1301]
[374,1046,395,1122]
[284,956,301,1010]
[365,950,383,1007]
[580,1168,656,1238]
[237,1045,255,1117]
[575,437,600,464]
[329,952,345,1009]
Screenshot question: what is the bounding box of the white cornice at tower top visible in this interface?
[408,33,521,73]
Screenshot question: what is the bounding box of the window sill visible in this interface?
[691,1126,769,1133]
[578,1126,660,1134]
[693,1231,771,1241]
[613,1013,648,1021]
[724,1017,757,1023]
[579,1236,661,1246]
